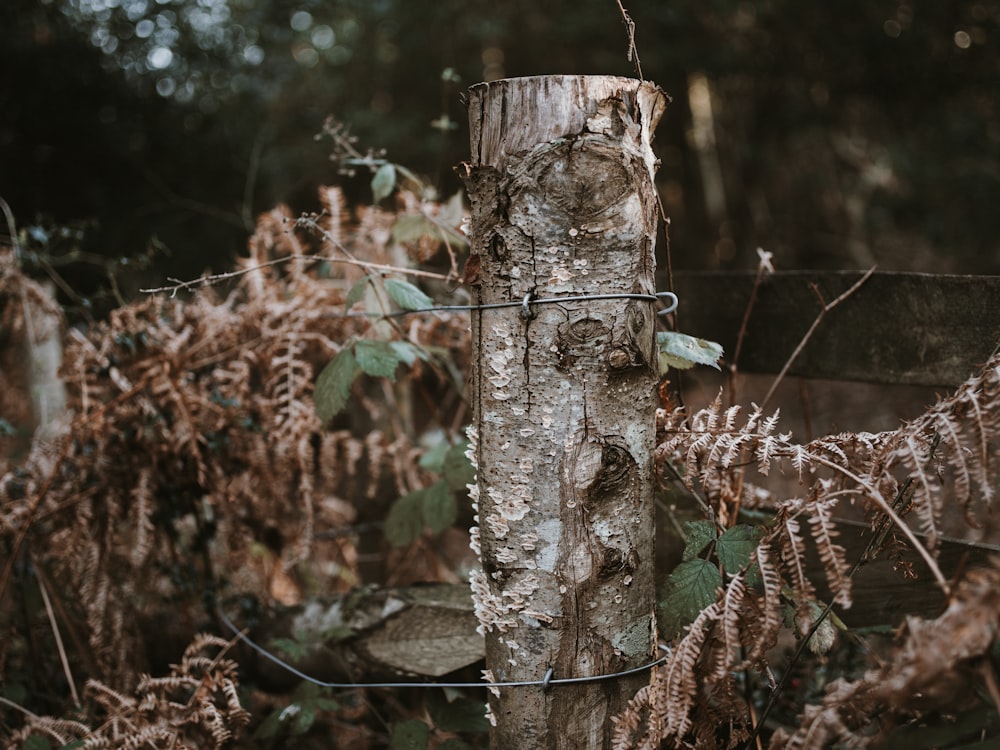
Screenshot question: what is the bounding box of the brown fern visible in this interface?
[6,634,249,748]
[771,557,1000,748]
[0,189,472,697]
[622,347,1000,747]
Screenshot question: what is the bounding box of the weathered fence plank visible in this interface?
[672,271,1000,386]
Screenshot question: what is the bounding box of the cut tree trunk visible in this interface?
[462,75,668,749]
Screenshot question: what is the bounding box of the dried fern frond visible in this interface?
[7,634,249,749]
[772,558,1000,748]
[1,191,473,695]
[637,349,1000,747]
[806,493,851,608]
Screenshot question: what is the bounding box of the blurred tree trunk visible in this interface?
[463,75,667,749]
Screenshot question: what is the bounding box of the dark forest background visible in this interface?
[2,0,998,308]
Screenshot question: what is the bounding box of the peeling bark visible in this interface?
[462,75,668,749]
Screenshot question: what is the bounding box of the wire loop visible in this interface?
[352,290,680,319]
[216,604,667,691]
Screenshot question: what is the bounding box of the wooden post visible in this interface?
[461,75,668,749]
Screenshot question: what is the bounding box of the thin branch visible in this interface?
[805,452,948,594]
[241,136,264,232]
[34,558,81,707]
[761,266,876,408]
[0,696,41,720]
[729,248,774,404]
[0,194,21,259]
[140,254,450,296]
[615,0,644,81]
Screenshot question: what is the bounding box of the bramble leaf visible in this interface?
[385,278,434,311]
[659,558,722,639]
[315,349,359,423]
[385,490,424,547]
[354,339,402,380]
[268,637,308,661]
[421,480,457,532]
[717,524,764,576]
[345,276,370,310]
[390,340,426,366]
[442,440,475,491]
[681,519,717,561]
[418,440,450,473]
[391,214,436,245]
[389,719,431,750]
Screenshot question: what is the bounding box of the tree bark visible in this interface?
[462,75,668,749]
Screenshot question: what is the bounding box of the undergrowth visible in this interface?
[1,173,999,749]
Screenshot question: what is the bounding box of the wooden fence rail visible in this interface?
[672,270,1000,386]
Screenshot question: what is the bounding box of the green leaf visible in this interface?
[291,705,317,736]
[394,164,425,194]
[716,524,763,576]
[320,624,354,643]
[390,340,425,366]
[385,277,433,311]
[421,479,458,532]
[657,331,724,371]
[391,214,436,245]
[681,519,717,562]
[428,690,490,733]
[268,637,308,661]
[658,558,722,639]
[442,440,475,491]
[354,339,402,380]
[345,276,370,310]
[385,490,424,547]
[418,440,450,473]
[315,349,359,423]
[389,719,431,750]
[23,737,51,750]
[371,162,397,203]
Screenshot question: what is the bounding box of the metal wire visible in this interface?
[217,292,678,690]
[217,604,668,691]
[350,290,679,319]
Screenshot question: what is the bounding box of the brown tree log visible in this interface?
[462,75,668,749]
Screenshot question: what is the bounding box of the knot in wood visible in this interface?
[583,438,637,510]
[555,316,609,370]
[536,140,631,221]
[607,302,651,370]
[607,348,630,369]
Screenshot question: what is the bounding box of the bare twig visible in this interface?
[760,266,876,408]
[729,248,775,404]
[140,253,450,296]
[805,452,948,594]
[615,0,644,81]
[0,195,21,259]
[34,557,80,706]
[241,136,264,232]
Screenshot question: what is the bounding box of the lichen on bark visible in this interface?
[463,75,668,749]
